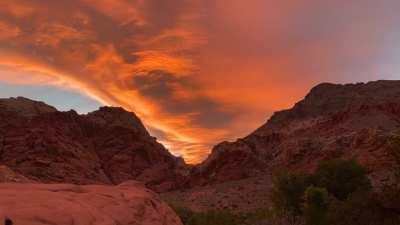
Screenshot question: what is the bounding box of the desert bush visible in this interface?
[304,187,329,225]
[327,190,400,225]
[317,158,400,225]
[271,159,374,225]
[313,159,371,200]
[271,170,312,224]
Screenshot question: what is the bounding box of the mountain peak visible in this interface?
[262,80,400,131]
[0,96,57,118]
[0,97,184,192]
[87,106,149,135]
[189,80,400,186]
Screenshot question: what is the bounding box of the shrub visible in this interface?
[271,170,312,224]
[304,187,329,225]
[312,158,400,225]
[270,159,378,224]
[313,159,371,200]
[327,191,400,225]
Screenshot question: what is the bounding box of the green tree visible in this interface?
[327,191,400,225]
[304,187,329,225]
[314,159,371,200]
[271,170,312,224]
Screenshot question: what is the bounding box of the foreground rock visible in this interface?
[0,181,182,225]
[189,80,400,187]
[0,97,186,192]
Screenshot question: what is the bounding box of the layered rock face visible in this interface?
[190,80,400,186]
[0,181,182,225]
[0,97,185,192]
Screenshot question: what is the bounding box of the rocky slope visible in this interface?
[0,181,182,225]
[0,97,186,192]
[2,80,399,193]
[189,80,400,187]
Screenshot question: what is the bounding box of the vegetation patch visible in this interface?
[172,137,400,225]
[271,157,400,225]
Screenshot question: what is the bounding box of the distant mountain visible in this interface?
[2,80,400,194]
[0,97,186,192]
[189,80,400,187]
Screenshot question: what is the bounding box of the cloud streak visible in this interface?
[0,0,399,163]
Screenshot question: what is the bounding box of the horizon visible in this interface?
[0,1,399,163]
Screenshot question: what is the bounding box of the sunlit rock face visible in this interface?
[189,80,400,187]
[0,181,182,225]
[0,97,187,192]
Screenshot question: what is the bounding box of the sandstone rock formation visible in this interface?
[189,80,400,186]
[2,80,400,192]
[0,181,182,225]
[0,97,186,192]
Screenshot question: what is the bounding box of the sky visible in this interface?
[0,0,399,163]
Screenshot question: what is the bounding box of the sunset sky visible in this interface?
[0,0,399,163]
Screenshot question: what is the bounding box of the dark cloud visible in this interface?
[132,70,178,98]
[131,70,238,129]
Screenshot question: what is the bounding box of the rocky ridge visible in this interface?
[0,97,186,192]
[189,80,400,187]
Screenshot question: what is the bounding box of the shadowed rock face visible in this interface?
[0,181,182,225]
[0,97,186,192]
[189,80,400,186]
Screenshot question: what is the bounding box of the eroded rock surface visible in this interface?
[189,80,400,186]
[0,181,182,225]
[0,97,186,192]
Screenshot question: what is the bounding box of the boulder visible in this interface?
[0,181,182,225]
